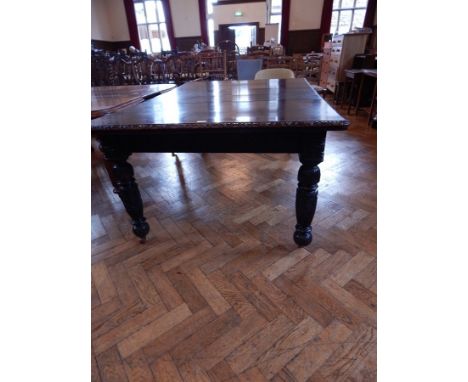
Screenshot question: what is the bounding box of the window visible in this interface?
[134,0,171,53]
[267,0,282,42]
[206,0,218,47]
[330,0,368,35]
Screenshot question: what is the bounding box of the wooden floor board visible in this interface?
[92,102,377,380]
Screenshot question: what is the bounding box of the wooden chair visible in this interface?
[291,54,306,78]
[245,51,270,61]
[303,53,322,84]
[165,53,198,84]
[265,56,293,69]
[91,50,123,86]
[217,40,240,79]
[131,55,154,84]
[91,52,111,86]
[195,51,225,80]
[217,40,240,56]
[247,45,271,55]
[150,58,165,83]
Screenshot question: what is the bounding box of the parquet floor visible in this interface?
[91,100,377,382]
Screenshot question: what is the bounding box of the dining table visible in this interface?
[91,78,350,246]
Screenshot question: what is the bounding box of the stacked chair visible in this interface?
[91,43,324,86]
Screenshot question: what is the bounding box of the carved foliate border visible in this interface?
[92,119,350,132]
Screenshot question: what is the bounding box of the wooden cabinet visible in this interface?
[321,32,370,93]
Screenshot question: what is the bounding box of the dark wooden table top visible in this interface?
[91,79,349,132]
[344,68,366,78]
[91,84,176,119]
[362,69,377,78]
[344,68,377,78]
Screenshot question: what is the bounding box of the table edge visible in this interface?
[92,120,350,133]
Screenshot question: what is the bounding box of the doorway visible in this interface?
[218,22,259,54]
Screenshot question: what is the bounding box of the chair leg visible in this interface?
[347,78,355,115]
[368,81,377,125]
[341,81,349,108]
[354,76,365,115]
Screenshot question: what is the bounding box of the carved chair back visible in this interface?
[265,56,294,70]
[195,51,226,80]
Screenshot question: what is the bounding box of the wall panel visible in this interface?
[289,0,323,31]
[170,0,202,37]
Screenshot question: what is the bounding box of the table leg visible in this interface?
[99,144,150,242]
[294,149,324,246]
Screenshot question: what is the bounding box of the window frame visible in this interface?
[267,0,282,42]
[331,0,368,35]
[133,0,171,54]
[206,0,218,47]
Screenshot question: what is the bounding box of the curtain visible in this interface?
[161,0,176,50]
[198,0,209,44]
[280,0,291,48]
[319,0,333,38]
[123,0,141,49]
[363,0,377,28]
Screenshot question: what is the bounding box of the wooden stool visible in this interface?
[343,69,365,114]
[348,69,376,116]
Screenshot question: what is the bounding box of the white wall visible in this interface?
[210,0,324,32]
[91,0,129,41]
[289,0,323,31]
[213,2,267,30]
[107,0,130,40]
[170,0,201,37]
[91,0,112,40]
[92,0,353,41]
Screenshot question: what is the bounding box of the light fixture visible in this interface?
[234,10,243,16]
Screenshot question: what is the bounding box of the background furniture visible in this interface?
[254,68,295,80]
[320,32,370,96]
[342,69,365,110]
[352,53,377,69]
[339,68,377,119]
[348,69,377,116]
[236,59,263,80]
[302,53,322,84]
[195,51,226,80]
[91,79,349,246]
[92,48,324,84]
[264,56,293,69]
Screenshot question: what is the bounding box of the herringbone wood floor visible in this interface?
[91,101,377,382]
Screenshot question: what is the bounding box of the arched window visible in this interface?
[330,0,368,35]
[133,0,171,53]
